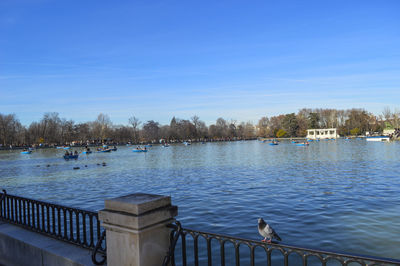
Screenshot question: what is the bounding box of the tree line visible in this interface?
[0,107,399,147]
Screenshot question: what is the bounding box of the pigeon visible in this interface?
[258,218,282,243]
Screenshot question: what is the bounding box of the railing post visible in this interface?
[98,193,178,266]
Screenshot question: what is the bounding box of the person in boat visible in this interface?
[65,151,69,156]
[87,147,91,152]
[74,150,78,155]
[144,146,147,150]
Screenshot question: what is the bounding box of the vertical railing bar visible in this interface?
[28,200,32,227]
[250,245,255,266]
[13,198,17,223]
[69,209,73,241]
[41,204,45,231]
[89,215,94,247]
[220,241,225,266]
[46,205,50,233]
[18,198,22,223]
[267,250,272,266]
[303,254,307,266]
[76,211,80,243]
[23,199,27,225]
[6,196,10,219]
[36,202,40,230]
[10,196,14,221]
[284,252,288,266]
[207,237,212,266]
[63,208,67,239]
[12,197,15,222]
[32,202,36,228]
[58,207,61,237]
[52,206,55,235]
[194,235,199,266]
[235,242,240,266]
[83,213,87,246]
[181,232,187,266]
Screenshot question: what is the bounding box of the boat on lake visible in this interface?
[82,151,92,154]
[64,154,79,160]
[366,136,390,142]
[21,150,32,154]
[133,148,148,152]
[97,148,112,152]
[183,141,191,146]
[269,141,278,146]
[296,142,309,146]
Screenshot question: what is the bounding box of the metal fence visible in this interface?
[0,190,106,264]
[2,190,400,266]
[167,221,400,266]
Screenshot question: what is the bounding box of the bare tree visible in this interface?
[128,116,141,143]
[93,113,112,142]
[382,107,392,123]
[0,113,20,146]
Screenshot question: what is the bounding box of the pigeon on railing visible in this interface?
[258,218,282,243]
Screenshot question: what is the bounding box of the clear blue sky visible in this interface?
[1,0,399,126]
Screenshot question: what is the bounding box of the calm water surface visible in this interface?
[1,140,400,259]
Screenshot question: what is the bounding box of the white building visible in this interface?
[306,128,339,139]
[383,129,395,136]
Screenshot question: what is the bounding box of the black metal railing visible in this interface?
[0,190,106,263]
[167,221,400,266]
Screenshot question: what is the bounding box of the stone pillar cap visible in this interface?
[104,193,171,215]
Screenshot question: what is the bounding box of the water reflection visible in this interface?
[1,140,400,259]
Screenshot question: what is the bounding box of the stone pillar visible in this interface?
[98,193,178,266]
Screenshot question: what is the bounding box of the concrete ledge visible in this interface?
[0,221,97,266]
[99,205,177,230]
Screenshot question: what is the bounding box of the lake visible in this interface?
[1,139,400,260]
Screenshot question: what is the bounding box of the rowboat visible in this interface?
[21,151,32,154]
[97,149,112,153]
[64,154,79,160]
[269,142,278,146]
[133,149,148,152]
[296,143,309,146]
[82,151,92,154]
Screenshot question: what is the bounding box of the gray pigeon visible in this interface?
[258,218,282,243]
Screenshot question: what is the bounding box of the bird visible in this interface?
[258,218,282,243]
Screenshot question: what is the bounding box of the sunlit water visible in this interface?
[1,140,400,260]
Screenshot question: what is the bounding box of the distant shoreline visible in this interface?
[0,138,258,151]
